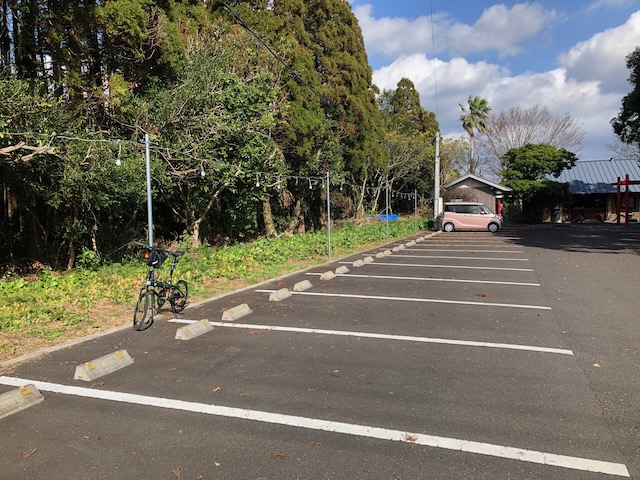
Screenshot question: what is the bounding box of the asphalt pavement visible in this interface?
[1,224,639,480]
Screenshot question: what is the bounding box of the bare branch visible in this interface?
[0,142,56,163]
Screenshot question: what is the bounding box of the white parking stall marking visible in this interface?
[340,261,534,272]
[169,319,572,355]
[255,289,552,311]
[412,243,519,248]
[0,377,628,477]
[398,249,524,254]
[368,254,529,262]
[306,272,540,287]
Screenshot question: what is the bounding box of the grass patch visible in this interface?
[0,219,427,360]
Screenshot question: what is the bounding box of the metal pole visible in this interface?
[616,177,621,225]
[414,189,418,232]
[326,171,331,262]
[625,174,630,229]
[385,179,389,241]
[434,132,440,223]
[144,133,154,247]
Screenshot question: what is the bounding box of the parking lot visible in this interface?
[1,225,639,479]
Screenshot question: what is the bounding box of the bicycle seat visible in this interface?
[172,250,185,257]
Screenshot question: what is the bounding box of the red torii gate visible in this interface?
[611,174,640,228]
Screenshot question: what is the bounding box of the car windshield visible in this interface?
[480,205,494,214]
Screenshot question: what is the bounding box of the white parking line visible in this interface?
[369,254,529,262]
[306,272,540,287]
[415,244,517,247]
[169,319,571,355]
[255,289,552,311]
[0,376,628,477]
[340,261,534,272]
[398,249,523,254]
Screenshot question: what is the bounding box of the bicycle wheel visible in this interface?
[133,289,154,331]
[170,280,189,314]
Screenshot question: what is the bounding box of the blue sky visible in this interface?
[348,0,640,165]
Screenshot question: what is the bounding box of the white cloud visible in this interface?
[587,0,637,11]
[447,3,559,57]
[373,55,620,160]
[351,4,434,58]
[352,2,559,59]
[559,10,640,94]
[361,4,640,161]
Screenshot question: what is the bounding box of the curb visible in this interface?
[1,229,438,369]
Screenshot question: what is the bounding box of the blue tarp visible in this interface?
[376,214,400,221]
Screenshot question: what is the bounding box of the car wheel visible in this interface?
[443,222,455,232]
[488,222,499,233]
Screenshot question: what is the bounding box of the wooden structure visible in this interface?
[612,174,640,228]
[551,159,640,223]
[440,173,512,214]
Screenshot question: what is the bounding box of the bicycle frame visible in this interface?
[133,244,188,331]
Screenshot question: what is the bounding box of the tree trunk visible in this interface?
[262,193,276,237]
[355,176,367,218]
[297,200,306,233]
[189,183,228,247]
[191,218,201,248]
[66,237,75,271]
[469,132,476,174]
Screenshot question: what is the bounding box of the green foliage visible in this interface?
[459,95,491,174]
[376,78,439,206]
[1,0,437,269]
[500,143,577,196]
[612,47,640,145]
[500,143,576,222]
[0,220,423,336]
[519,179,571,223]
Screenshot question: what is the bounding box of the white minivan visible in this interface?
[440,202,503,233]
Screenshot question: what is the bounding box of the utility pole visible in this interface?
[434,132,441,224]
[144,133,154,246]
[326,171,331,262]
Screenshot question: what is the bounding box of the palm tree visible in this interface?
[459,95,491,174]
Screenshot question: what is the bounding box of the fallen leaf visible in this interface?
[311,441,322,447]
[403,433,418,442]
[172,467,182,478]
[593,363,601,368]
[329,370,340,378]
[214,462,221,467]
[19,448,37,459]
[272,452,289,460]
[248,330,266,335]
[197,476,203,480]
[476,292,488,298]
[212,386,223,393]
[91,381,105,387]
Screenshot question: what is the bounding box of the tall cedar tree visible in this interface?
[378,78,439,206]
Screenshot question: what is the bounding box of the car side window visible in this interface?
[468,205,480,214]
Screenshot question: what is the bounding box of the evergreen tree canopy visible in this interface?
[500,143,577,198]
[0,0,441,268]
[612,47,640,146]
